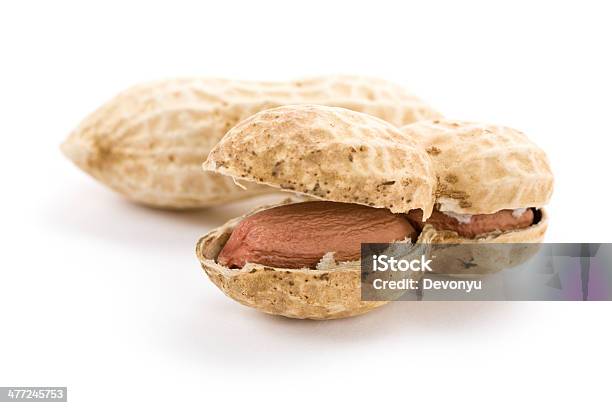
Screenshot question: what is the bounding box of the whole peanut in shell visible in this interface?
[62,76,441,208]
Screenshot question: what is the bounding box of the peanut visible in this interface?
[218,201,417,269]
[407,208,534,238]
[62,76,440,209]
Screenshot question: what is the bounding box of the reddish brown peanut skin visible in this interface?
[407,209,534,239]
[218,201,417,269]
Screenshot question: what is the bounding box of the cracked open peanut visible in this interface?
[197,105,437,319]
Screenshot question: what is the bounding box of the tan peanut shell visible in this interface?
[62,76,441,209]
[205,105,437,218]
[196,200,387,319]
[401,120,554,215]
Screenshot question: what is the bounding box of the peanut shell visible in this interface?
[196,200,387,319]
[205,104,437,218]
[401,119,554,215]
[62,76,441,208]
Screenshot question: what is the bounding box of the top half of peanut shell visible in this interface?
[205,104,438,219]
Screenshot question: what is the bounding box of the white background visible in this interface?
[1,1,611,407]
